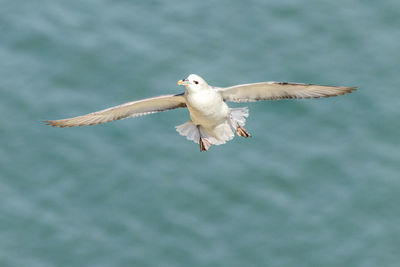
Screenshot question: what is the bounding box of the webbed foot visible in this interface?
[199,137,212,152]
[236,125,251,138]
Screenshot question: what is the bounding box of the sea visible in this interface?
[1,0,399,266]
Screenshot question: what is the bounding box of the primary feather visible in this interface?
[218,82,356,102]
[45,93,186,127]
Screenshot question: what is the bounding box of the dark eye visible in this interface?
[194,80,199,84]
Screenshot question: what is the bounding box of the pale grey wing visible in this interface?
[217,82,357,102]
[45,93,186,127]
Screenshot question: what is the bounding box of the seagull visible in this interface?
[45,74,356,151]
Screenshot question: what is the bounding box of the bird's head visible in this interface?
[177,74,209,93]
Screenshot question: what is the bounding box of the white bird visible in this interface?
[45,74,356,151]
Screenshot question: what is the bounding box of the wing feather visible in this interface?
[218,82,356,102]
[45,93,186,127]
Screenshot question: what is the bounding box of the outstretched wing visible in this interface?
[45,93,186,127]
[217,82,356,102]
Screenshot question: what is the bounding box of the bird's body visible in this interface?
[186,86,228,128]
[185,83,232,146]
[45,74,356,151]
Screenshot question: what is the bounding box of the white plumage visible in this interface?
[45,74,356,151]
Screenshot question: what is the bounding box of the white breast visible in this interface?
[185,89,229,128]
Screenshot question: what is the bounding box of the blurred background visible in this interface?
[1,0,399,266]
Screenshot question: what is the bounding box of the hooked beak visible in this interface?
[177,79,189,86]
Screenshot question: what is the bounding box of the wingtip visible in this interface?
[43,120,68,128]
[43,120,54,126]
[346,86,358,94]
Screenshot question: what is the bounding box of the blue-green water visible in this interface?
[1,1,400,266]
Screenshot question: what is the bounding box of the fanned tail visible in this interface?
[176,107,250,149]
[175,121,200,144]
[229,107,249,128]
[175,122,222,146]
[229,107,251,138]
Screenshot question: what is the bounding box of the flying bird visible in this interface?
[45,74,356,151]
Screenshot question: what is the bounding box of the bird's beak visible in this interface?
[177,79,189,86]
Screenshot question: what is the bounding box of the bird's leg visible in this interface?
[197,125,212,152]
[236,125,251,138]
[199,138,211,152]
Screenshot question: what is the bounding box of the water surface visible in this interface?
[1,1,399,266]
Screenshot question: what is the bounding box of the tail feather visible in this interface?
[230,107,249,127]
[176,107,250,147]
[176,121,200,144]
[229,107,249,132]
[175,121,225,145]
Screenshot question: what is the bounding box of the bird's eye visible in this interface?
[194,80,199,84]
